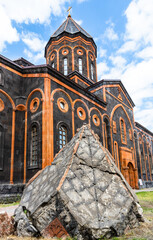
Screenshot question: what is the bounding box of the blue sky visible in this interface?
[0,0,153,132]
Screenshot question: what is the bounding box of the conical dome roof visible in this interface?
[51,16,92,39]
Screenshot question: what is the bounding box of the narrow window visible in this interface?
[91,63,94,80]
[78,58,82,74]
[120,119,126,144]
[59,125,67,150]
[30,125,38,166]
[64,58,68,75]
[0,125,4,170]
[51,62,54,68]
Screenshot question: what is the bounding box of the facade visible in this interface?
[0,15,153,189]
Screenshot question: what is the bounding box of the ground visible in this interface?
[0,191,153,240]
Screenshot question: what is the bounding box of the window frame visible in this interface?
[29,123,39,168]
[78,58,83,74]
[64,58,68,75]
[91,63,94,80]
[58,124,67,150]
[120,117,127,144]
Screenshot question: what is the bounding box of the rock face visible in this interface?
[14,124,144,239]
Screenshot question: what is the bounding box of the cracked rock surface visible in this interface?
[14,124,144,239]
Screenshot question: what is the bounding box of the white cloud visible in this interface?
[97,62,109,79]
[136,46,153,60]
[97,0,153,132]
[118,41,137,54]
[98,47,107,58]
[24,49,45,64]
[0,5,19,51]
[74,19,83,25]
[124,0,153,45]
[109,55,126,68]
[0,0,70,51]
[77,0,87,3]
[104,25,118,41]
[22,32,47,52]
[0,0,70,24]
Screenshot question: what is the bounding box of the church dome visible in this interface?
[45,15,97,83]
[51,16,93,39]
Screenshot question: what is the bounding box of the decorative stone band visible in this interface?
[0,98,4,112]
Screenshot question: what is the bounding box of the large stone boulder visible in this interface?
[14,124,144,239]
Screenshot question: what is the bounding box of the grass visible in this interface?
[0,201,20,208]
[136,191,153,201]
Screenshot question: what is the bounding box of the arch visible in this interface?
[110,104,136,163]
[48,48,58,58]
[26,88,44,108]
[23,88,44,183]
[51,88,73,106]
[16,104,26,111]
[110,104,133,130]
[102,113,110,122]
[89,107,102,125]
[0,89,15,109]
[88,50,96,59]
[89,107,102,118]
[73,99,90,118]
[0,89,15,184]
[58,45,73,52]
[73,45,90,53]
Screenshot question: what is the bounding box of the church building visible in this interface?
[0,13,153,190]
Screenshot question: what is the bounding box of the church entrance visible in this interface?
[128,162,135,189]
[119,147,139,189]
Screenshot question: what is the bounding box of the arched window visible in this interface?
[114,141,119,168]
[30,125,38,166]
[91,63,94,80]
[78,58,82,74]
[51,62,54,68]
[120,118,127,144]
[59,125,67,150]
[64,58,68,75]
[0,125,4,170]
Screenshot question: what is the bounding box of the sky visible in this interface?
[0,0,153,132]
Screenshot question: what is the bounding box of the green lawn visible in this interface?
[0,201,20,208]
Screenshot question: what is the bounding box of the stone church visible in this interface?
[0,13,153,190]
